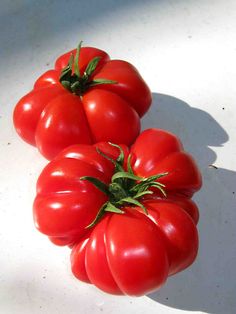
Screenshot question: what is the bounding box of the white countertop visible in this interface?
[0,1,236,313]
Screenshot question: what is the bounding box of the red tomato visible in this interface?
[33,128,202,296]
[13,43,151,160]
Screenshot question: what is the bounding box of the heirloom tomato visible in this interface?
[33,129,202,296]
[13,42,151,159]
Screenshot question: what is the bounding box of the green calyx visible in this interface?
[59,41,117,96]
[81,143,168,228]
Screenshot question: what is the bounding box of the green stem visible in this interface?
[74,41,82,77]
[81,143,168,228]
[59,41,117,95]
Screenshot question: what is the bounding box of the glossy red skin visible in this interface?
[130,129,202,198]
[140,199,198,276]
[33,128,202,296]
[13,46,151,160]
[71,210,169,296]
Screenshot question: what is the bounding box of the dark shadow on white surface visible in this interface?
[145,94,236,314]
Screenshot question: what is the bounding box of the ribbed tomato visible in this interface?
[13,42,151,159]
[33,128,202,295]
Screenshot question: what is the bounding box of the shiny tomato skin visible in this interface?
[131,129,202,197]
[33,155,109,246]
[14,46,151,159]
[104,208,169,296]
[34,69,60,89]
[142,200,199,275]
[92,60,152,117]
[143,194,199,225]
[35,93,93,160]
[70,198,199,295]
[166,195,199,224]
[82,89,140,145]
[71,234,92,283]
[13,85,67,145]
[54,144,115,179]
[84,216,123,295]
[153,152,202,197]
[130,128,183,169]
[71,209,169,296]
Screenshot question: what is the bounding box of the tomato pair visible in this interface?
[33,129,202,296]
[13,43,202,296]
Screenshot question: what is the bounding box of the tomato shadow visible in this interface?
[143,93,236,314]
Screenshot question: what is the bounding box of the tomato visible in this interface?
[13,42,152,160]
[33,128,202,296]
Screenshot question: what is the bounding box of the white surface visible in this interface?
[0,0,236,313]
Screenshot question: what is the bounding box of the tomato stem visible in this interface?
[81,144,168,228]
[74,41,82,77]
[59,41,117,96]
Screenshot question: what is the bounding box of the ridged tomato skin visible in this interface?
[130,129,202,197]
[13,45,151,159]
[71,210,169,296]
